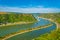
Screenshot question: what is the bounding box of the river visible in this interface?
[0,14,57,40]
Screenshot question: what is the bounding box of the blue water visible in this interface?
[0,14,57,40]
[31,18,52,28]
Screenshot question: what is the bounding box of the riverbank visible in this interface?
[38,17,58,30]
[0,21,35,27]
[34,27,59,40]
[39,13,60,29]
[2,24,52,40]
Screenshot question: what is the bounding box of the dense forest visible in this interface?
[0,12,36,25]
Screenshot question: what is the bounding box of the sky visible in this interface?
[0,0,60,13]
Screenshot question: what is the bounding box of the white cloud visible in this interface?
[0,6,60,13]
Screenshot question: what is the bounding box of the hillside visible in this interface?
[0,12,36,25]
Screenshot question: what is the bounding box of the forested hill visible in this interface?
[0,12,36,25]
